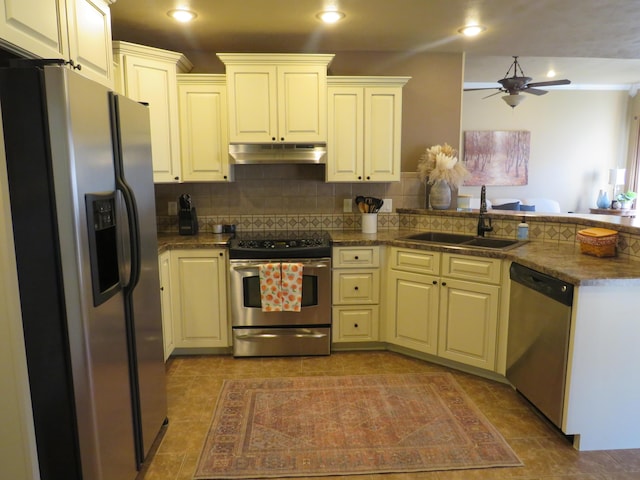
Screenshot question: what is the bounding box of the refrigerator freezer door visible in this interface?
[44,68,138,480]
[112,94,168,463]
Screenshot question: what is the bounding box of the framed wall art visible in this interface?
[463,130,530,186]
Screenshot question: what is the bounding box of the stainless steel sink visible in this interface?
[400,231,524,250]
[401,232,476,244]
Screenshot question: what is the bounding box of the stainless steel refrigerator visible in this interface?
[0,63,167,479]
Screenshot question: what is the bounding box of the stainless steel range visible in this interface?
[229,231,332,357]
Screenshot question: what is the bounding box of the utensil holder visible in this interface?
[362,213,377,234]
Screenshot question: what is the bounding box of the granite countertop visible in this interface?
[158,230,640,286]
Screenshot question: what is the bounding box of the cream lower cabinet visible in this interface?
[332,246,380,343]
[0,0,114,87]
[218,54,334,144]
[386,248,440,354]
[170,249,229,349]
[113,41,193,183]
[387,248,501,371]
[177,74,231,182]
[326,76,410,182]
[158,251,174,360]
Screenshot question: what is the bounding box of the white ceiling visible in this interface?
[110,0,640,87]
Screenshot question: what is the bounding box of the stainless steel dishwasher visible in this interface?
[506,262,574,428]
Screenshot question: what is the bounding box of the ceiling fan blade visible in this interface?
[527,79,571,88]
[482,90,504,99]
[522,87,548,96]
[464,87,501,92]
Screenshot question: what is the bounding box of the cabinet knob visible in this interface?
[223,175,227,179]
[432,280,437,285]
[354,323,359,328]
[219,252,224,257]
[442,282,447,286]
[358,176,362,180]
[366,176,371,180]
[272,137,276,141]
[354,256,359,260]
[280,137,285,141]
[174,176,179,181]
[354,286,359,291]
[160,286,164,291]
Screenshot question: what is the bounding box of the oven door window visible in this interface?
[243,274,318,308]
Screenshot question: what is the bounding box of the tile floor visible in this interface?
[139,351,640,480]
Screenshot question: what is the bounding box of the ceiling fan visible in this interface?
[465,56,571,108]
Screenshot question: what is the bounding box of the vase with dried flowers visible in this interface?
[417,143,470,209]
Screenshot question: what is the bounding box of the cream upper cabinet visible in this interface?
[218,53,334,144]
[113,41,193,183]
[327,76,410,182]
[170,249,229,349]
[177,74,232,182]
[0,0,114,87]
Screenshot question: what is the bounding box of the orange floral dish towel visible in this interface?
[258,262,303,312]
[259,263,282,312]
[281,262,303,312]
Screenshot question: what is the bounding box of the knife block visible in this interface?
[178,208,198,235]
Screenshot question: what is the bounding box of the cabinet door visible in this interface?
[0,0,68,59]
[158,251,174,360]
[170,250,229,349]
[121,55,181,183]
[178,77,230,182]
[332,306,379,342]
[387,270,439,355]
[364,87,402,182]
[326,86,364,182]
[65,0,113,87]
[226,65,278,143]
[438,278,499,370]
[278,65,327,143]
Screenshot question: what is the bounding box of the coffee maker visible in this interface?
[178,193,198,235]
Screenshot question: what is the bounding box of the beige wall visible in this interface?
[460,89,630,213]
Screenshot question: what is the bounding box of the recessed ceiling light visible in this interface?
[458,24,486,37]
[546,69,557,78]
[167,9,197,23]
[317,10,345,24]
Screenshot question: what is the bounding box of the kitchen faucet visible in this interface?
[477,185,493,237]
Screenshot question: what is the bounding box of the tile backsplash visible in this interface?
[154,165,426,219]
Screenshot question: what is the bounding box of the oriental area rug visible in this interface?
[194,373,522,479]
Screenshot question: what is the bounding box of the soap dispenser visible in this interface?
[517,217,529,240]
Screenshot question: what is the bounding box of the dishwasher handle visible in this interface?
[510,262,574,306]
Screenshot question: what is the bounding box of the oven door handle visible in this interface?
[230,261,329,271]
[235,331,328,339]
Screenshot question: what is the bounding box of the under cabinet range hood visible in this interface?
[229,143,327,165]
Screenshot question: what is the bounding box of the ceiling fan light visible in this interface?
[317,10,345,24]
[458,24,486,37]
[168,9,197,23]
[502,94,526,108]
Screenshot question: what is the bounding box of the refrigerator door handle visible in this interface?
[115,189,133,287]
[115,165,141,291]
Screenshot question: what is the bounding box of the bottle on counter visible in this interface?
[517,218,529,240]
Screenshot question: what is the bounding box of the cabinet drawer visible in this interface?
[390,247,440,274]
[442,254,501,284]
[333,246,380,267]
[332,306,379,342]
[332,270,380,304]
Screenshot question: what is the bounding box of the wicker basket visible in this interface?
[576,227,618,257]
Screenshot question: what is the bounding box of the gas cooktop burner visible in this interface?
[229,231,332,259]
